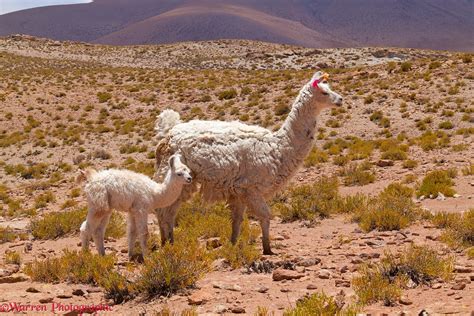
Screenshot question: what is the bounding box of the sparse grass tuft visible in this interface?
[5,251,21,265]
[30,207,125,240]
[416,170,456,198]
[352,183,419,232]
[353,245,453,306]
[340,162,375,186]
[273,177,341,222]
[284,292,359,316]
[135,239,211,298]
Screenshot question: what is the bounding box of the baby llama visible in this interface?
[77,154,192,259]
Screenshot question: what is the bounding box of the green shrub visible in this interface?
[438,209,474,248]
[284,292,359,316]
[352,183,419,232]
[135,239,211,298]
[273,177,341,222]
[218,89,237,100]
[438,121,453,129]
[97,92,112,103]
[416,170,456,198]
[381,147,407,161]
[402,159,418,169]
[400,62,412,72]
[5,251,21,265]
[0,226,17,244]
[353,245,453,306]
[340,162,375,186]
[34,191,55,209]
[304,147,329,167]
[30,208,125,240]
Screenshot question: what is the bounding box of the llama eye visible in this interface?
[321,91,329,96]
[177,172,183,176]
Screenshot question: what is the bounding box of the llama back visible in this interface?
[85,169,157,211]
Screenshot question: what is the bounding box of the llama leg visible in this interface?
[136,211,149,258]
[245,195,273,255]
[91,216,107,256]
[229,196,245,244]
[85,207,106,255]
[80,220,90,251]
[157,203,179,245]
[97,211,111,253]
[127,213,137,260]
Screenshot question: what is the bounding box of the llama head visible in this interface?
[168,153,192,184]
[310,71,343,111]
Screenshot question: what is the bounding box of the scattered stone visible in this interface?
[306,284,318,290]
[436,193,446,201]
[297,258,321,267]
[26,287,40,293]
[39,298,53,304]
[406,279,417,289]
[399,296,413,305]
[256,286,269,293]
[453,194,461,198]
[212,282,241,292]
[351,258,363,264]
[272,268,304,281]
[72,289,85,296]
[214,305,227,313]
[317,269,331,279]
[335,279,350,287]
[85,286,101,293]
[0,274,28,283]
[339,266,349,273]
[451,283,466,290]
[280,288,290,293]
[57,294,73,299]
[273,235,285,241]
[188,290,210,305]
[418,195,425,201]
[246,260,275,274]
[231,306,246,314]
[454,295,462,300]
[431,283,442,289]
[24,242,33,253]
[377,160,394,167]
[454,266,472,273]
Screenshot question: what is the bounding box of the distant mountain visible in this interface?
[0,0,472,51]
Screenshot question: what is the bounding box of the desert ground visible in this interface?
[0,35,472,315]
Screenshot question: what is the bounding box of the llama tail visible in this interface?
[155,109,181,140]
[75,168,97,184]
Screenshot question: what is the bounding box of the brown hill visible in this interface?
[0,0,472,50]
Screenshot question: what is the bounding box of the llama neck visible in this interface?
[273,83,319,178]
[152,171,183,209]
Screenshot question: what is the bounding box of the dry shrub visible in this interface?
[353,245,453,306]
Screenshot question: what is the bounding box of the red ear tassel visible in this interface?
[312,79,319,89]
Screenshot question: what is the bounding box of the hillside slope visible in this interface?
[0,0,472,50]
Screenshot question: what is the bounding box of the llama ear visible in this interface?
[168,155,176,169]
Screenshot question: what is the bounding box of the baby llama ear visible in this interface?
[168,155,176,169]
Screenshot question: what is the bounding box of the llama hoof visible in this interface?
[263,249,276,256]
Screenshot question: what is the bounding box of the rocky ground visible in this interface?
[0,35,472,315]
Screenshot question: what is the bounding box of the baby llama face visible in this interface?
[169,154,193,184]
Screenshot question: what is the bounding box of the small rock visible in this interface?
[454,295,462,300]
[0,274,28,283]
[24,242,33,253]
[453,194,461,198]
[436,193,446,201]
[431,283,442,289]
[406,279,417,289]
[256,286,269,293]
[188,290,210,305]
[214,305,227,313]
[231,306,246,314]
[298,258,321,267]
[351,258,363,264]
[454,266,472,273]
[273,235,285,241]
[272,268,304,281]
[451,283,466,290]
[418,195,425,201]
[377,160,394,167]
[26,287,40,293]
[85,286,101,293]
[72,289,85,296]
[57,294,73,299]
[306,284,318,290]
[39,298,53,304]
[317,269,331,279]
[335,279,350,287]
[399,296,413,305]
[280,288,290,293]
